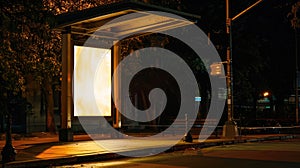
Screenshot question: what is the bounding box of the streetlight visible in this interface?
[223,0,264,138]
[263,91,270,97]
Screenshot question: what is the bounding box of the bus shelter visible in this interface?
[54,0,201,141]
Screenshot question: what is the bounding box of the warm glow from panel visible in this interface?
[74,45,111,116]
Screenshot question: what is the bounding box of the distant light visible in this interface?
[263,92,269,97]
[195,97,201,102]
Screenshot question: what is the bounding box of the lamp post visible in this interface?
[1,103,16,164]
[223,0,264,138]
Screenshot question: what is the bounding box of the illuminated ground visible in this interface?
[57,138,300,168]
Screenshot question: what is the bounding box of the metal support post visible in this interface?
[222,0,264,138]
[223,0,238,138]
[113,41,121,129]
[59,27,73,142]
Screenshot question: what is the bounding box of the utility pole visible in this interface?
[223,0,264,138]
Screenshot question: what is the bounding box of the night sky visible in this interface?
[242,0,296,94]
[184,0,299,101]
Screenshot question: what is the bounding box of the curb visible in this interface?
[2,134,297,168]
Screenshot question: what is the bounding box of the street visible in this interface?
[54,138,300,168]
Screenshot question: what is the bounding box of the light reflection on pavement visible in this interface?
[56,138,300,168]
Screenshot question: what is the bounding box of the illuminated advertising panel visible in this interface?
[74,46,111,116]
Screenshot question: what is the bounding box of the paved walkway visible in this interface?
[0,133,298,168]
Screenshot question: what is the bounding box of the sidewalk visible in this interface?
[0,133,298,168]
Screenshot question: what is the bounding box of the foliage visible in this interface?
[43,0,123,15]
[0,0,63,133]
[1,0,61,93]
[290,1,300,29]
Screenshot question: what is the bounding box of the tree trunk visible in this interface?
[44,78,56,134]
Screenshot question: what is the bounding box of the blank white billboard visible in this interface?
[74,45,111,116]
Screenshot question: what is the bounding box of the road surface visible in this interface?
[55,138,300,168]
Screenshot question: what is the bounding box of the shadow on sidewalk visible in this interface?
[15,142,57,161]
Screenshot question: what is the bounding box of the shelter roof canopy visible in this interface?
[54,0,201,40]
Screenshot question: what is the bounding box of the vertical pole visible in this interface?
[185,113,188,134]
[226,0,233,122]
[1,112,16,163]
[60,27,73,141]
[223,0,238,138]
[295,28,299,125]
[226,0,230,33]
[183,112,192,142]
[113,41,121,129]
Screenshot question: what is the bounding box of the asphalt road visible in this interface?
[55,138,300,168]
